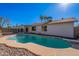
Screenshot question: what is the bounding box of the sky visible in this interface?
[0,3,79,26]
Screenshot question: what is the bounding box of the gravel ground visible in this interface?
[0,44,39,56]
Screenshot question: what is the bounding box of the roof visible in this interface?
[32,18,76,26]
[48,18,76,25]
[32,23,43,26]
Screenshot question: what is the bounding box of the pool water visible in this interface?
[8,34,71,48]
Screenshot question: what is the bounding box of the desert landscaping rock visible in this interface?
[0,44,39,56]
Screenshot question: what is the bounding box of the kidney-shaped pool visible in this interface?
[7,34,71,48]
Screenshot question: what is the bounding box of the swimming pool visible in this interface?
[8,34,71,48]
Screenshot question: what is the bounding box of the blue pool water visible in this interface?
[8,34,71,48]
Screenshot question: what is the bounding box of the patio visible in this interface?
[0,35,79,56]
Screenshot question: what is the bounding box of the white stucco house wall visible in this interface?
[31,18,76,38]
[47,22,74,38]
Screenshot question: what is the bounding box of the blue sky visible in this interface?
[0,3,79,26]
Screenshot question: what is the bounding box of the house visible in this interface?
[74,25,79,38]
[30,18,76,38]
[11,25,32,33]
[11,18,76,38]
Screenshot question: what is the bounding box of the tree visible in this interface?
[48,17,52,20]
[5,18,10,32]
[40,16,53,23]
[0,16,4,27]
[0,16,3,33]
[47,17,52,22]
[40,16,44,23]
[0,16,3,26]
[61,17,64,20]
[44,16,48,23]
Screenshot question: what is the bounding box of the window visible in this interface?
[32,26,36,31]
[42,25,47,31]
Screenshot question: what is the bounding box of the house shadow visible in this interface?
[70,42,79,50]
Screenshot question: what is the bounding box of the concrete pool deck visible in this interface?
[0,35,79,56]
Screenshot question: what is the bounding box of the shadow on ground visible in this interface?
[70,41,79,50]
